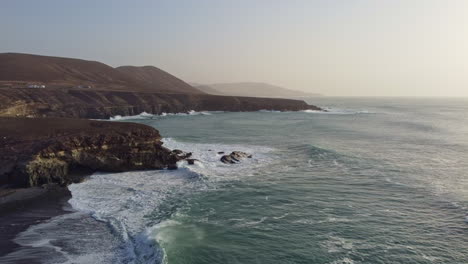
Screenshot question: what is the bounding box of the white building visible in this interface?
[27,84,46,88]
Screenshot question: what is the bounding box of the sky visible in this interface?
[1,0,468,97]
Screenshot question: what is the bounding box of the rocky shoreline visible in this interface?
[0,116,256,259]
[0,92,321,259]
[0,88,321,119]
[0,117,189,258]
[0,117,194,188]
[0,52,324,260]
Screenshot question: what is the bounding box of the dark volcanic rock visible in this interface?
[0,117,185,188]
[0,88,322,119]
[171,149,192,159]
[220,151,252,164]
[171,149,184,155]
[186,159,199,165]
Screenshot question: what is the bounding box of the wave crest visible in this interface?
[110,110,216,120]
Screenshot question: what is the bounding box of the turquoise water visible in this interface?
[10,97,468,264]
[134,98,468,264]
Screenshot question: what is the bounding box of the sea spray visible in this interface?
[110,111,217,121]
[65,138,276,263]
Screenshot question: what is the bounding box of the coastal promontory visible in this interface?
[0,117,186,188]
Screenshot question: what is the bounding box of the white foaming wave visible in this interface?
[110,110,217,120]
[272,213,289,220]
[110,111,156,120]
[110,109,381,119]
[68,169,200,263]
[235,216,268,227]
[322,235,354,253]
[162,138,275,182]
[329,257,356,264]
[5,211,126,264]
[259,109,282,113]
[302,107,377,115]
[152,139,276,258]
[186,110,214,116]
[421,254,440,262]
[64,138,275,263]
[292,216,352,225]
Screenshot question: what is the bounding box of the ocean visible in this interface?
[4,97,468,264]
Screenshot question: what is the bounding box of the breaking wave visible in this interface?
[12,138,276,263]
[110,110,217,121]
[302,108,377,115]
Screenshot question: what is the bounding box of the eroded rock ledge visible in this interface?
[0,88,321,119]
[0,117,185,188]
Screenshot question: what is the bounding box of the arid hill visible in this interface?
[116,65,201,94]
[0,53,203,94]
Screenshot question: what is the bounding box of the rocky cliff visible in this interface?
[0,118,186,188]
[0,88,321,119]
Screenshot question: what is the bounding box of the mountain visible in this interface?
[194,82,321,98]
[190,83,225,95]
[116,66,201,94]
[0,53,203,94]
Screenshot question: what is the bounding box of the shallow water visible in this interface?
[8,97,468,263]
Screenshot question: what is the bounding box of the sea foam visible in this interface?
[302,108,377,115]
[65,138,275,263]
[110,110,217,121]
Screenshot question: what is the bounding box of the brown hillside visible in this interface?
[116,66,202,94]
[0,53,204,94]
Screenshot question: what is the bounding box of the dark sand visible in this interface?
[0,186,72,259]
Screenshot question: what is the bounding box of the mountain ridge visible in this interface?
[0,53,203,94]
[116,65,201,94]
[194,82,322,98]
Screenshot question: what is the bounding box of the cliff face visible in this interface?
[0,88,320,119]
[0,118,184,188]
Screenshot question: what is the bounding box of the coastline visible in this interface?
[0,104,322,262]
[0,116,183,261]
[0,87,320,119]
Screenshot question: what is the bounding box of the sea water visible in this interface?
[4,97,468,263]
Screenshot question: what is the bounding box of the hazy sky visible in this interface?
[1,0,468,96]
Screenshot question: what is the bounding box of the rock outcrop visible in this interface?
[220,151,252,164]
[0,88,321,119]
[0,117,185,188]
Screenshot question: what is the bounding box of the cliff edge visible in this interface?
[0,88,321,119]
[0,117,185,188]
